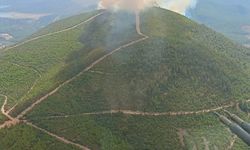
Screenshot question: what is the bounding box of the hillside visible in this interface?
[0,7,250,149]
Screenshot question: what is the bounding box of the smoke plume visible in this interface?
[98,0,197,15]
[159,0,197,15]
[98,0,155,11]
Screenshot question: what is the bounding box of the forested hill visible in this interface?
[0,7,250,149]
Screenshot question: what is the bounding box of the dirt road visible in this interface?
[0,94,19,129]
[1,94,13,120]
[135,11,148,39]
[135,11,143,36]
[41,103,235,119]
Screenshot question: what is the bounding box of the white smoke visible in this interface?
[159,0,197,15]
[98,0,156,11]
[98,0,198,15]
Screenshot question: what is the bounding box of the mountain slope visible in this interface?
[0,7,250,149]
[26,8,250,115]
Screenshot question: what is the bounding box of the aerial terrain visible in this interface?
[0,5,250,150]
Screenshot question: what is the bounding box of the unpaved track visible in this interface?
[25,121,90,150]
[1,95,9,118]
[0,94,13,120]
[0,94,19,129]
[39,103,235,119]
[135,11,148,39]
[1,12,105,53]
[135,11,143,36]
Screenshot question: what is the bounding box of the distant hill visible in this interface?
[188,0,250,47]
[0,0,98,46]
[0,7,250,149]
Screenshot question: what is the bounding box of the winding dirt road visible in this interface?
[38,103,236,119]
[0,94,18,121]
[0,94,19,129]
[135,11,143,36]
[1,94,11,119]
